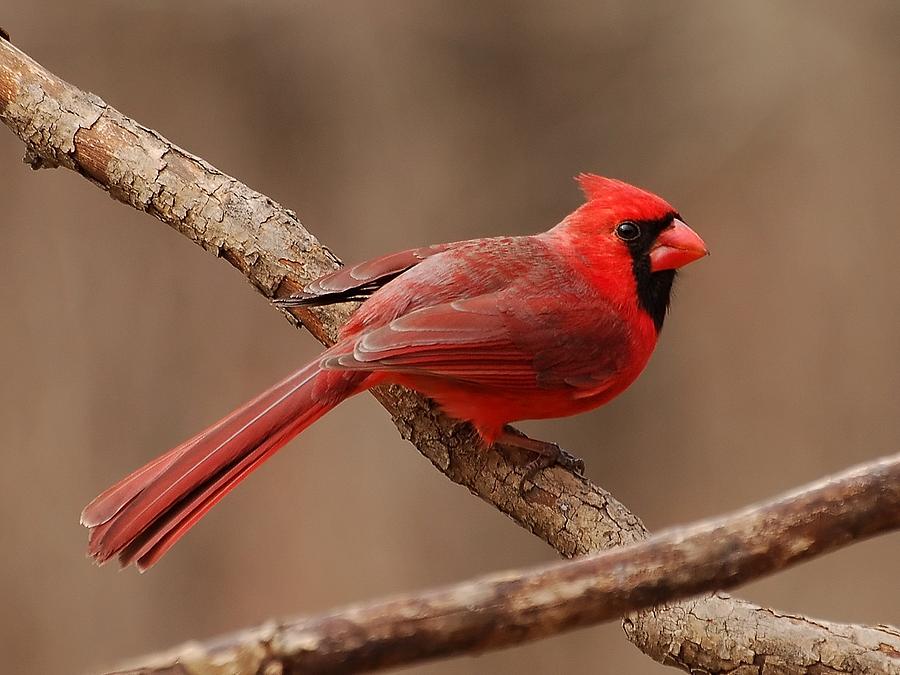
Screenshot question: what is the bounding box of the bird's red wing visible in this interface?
[275,243,459,307]
[325,292,627,391]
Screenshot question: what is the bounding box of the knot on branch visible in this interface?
[24,146,59,170]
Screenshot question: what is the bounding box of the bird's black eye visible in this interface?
[615,221,641,241]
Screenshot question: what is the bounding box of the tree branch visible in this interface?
[2,36,897,674]
[112,453,900,674]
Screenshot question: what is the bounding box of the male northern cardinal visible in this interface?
[82,175,707,570]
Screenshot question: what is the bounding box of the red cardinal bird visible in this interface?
[82,175,707,570]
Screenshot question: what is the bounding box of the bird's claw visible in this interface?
[556,447,585,475]
[518,443,585,497]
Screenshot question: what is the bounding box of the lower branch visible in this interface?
[113,453,900,674]
[2,37,898,674]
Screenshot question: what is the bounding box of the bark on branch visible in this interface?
[114,453,900,674]
[1,36,898,675]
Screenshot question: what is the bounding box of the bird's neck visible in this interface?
[631,260,675,333]
[541,222,673,335]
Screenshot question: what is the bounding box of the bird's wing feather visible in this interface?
[275,243,458,307]
[326,290,628,390]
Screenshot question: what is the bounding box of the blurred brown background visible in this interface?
[2,2,898,674]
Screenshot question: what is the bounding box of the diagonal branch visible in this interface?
[113,453,900,674]
[1,36,898,674]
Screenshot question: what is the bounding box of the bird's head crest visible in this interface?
[575,173,676,221]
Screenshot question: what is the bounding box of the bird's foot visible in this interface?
[496,428,585,497]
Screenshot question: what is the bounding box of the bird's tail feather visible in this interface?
[81,351,367,570]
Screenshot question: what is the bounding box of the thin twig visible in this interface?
[2,37,898,675]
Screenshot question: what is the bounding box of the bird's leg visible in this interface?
[496,427,586,496]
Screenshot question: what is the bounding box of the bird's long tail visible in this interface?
[81,348,369,571]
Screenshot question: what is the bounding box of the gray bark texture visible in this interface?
[114,454,900,674]
[1,36,898,675]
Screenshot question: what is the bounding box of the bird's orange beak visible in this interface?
[649,219,708,272]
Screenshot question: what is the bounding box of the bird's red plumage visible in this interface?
[82,175,707,569]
